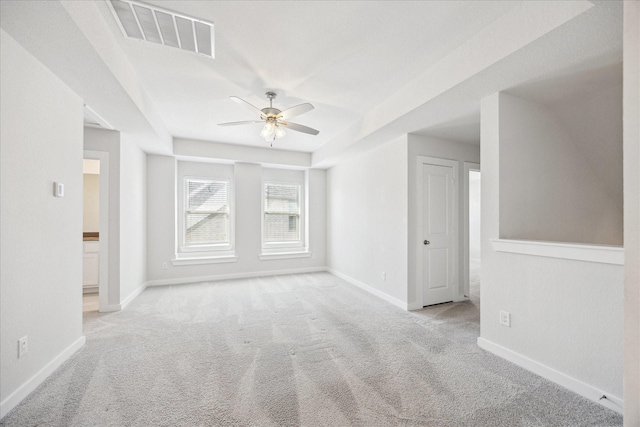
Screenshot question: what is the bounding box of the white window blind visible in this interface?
[184,178,229,246]
[264,183,300,243]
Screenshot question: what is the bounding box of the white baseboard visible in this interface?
[0,335,86,419]
[100,304,121,313]
[327,268,408,311]
[120,283,147,310]
[477,337,623,414]
[146,267,327,287]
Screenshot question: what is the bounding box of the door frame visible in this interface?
[83,150,109,312]
[416,156,459,307]
[463,162,480,299]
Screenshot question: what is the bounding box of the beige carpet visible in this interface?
[0,272,622,426]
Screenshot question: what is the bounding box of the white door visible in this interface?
[422,163,456,306]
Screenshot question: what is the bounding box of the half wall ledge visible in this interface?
[491,239,623,265]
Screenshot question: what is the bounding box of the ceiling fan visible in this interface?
[218,92,319,146]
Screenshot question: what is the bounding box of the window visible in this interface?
[183,177,231,250]
[263,182,302,247]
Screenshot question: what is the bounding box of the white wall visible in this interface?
[552,83,623,216]
[146,157,326,283]
[174,138,311,168]
[83,129,148,307]
[118,138,147,302]
[0,30,85,416]
[407,134,481,307]
[623,1,640,423]
[83,173,100,232]
[499,93,622,245]
[469,171,481,262]
[479,92,623,408]
[326,136,409,307]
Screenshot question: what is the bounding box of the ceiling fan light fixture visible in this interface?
[260,121,275,140]
[219,92,318,146]
[274,124,286,139]
[260,118,286,142]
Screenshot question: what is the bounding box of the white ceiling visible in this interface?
[93,0,518,152]
[0,0,623,164]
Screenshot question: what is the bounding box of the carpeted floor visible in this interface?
[1,272,622,426]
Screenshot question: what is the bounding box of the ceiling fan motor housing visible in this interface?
[261,108,281,117]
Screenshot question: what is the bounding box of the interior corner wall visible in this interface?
[407,134,480,307]
[326,136,409,307]
[498,92,622,245]
[83,127,121,307]
[1,30,84,416]
[146,156,327,283]
[623,0,640,423]
[118,136,147,301]
[480,92,623,404]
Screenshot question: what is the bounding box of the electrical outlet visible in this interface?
[162,262,168,270]
[500,311,511,327]
[382,272,386,281]
[18,336,28,358]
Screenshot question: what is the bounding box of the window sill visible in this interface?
[172,255,238,266]
[259,251,312,261]
[491,239,623,265]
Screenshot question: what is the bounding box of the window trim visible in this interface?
[261,180,305,252]
[178,175,235,257]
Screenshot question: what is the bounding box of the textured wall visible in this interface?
[1,30,84,409]
[623,1,640,423]
[119,139,147,302]
[327,136,409,304]
[498,93,622,245]
[480,92,623,401]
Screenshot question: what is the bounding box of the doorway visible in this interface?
[83,150,109,313]
[82,158,100,312]
[464,163,481,301]
[416,156,459,307]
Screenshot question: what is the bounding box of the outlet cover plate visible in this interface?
[18,336,28,358]
[500,311,511,327]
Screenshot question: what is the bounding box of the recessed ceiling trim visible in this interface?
[107,0,214,58]
[84,105,114,130]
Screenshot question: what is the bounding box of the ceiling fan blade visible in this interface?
[218,120,263,126]
[230,96,264,116]
[280,121,319,135]
[279,103,314,120]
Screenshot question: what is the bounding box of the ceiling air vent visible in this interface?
[107,0,214,57]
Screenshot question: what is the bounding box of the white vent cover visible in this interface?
[108,0,214,57]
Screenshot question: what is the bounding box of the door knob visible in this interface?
[424,240,430,245]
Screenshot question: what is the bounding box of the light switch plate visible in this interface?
[54,182,64,197]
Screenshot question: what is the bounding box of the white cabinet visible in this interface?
[83,240,99,290]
